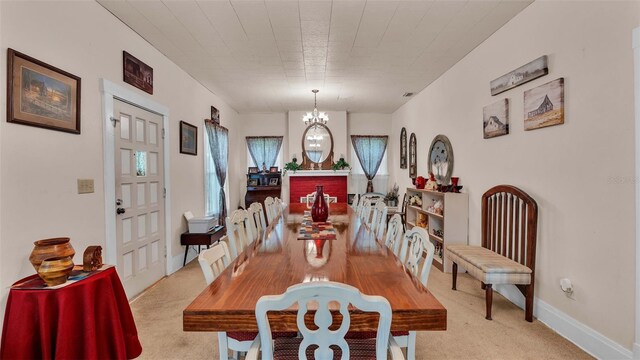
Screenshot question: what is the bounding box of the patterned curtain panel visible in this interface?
[350,135,388,192]
[205,120,229,220]
[246,136,284,169]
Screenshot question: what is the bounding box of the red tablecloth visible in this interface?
[1,266,142,359]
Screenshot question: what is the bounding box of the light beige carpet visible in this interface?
[130,261,592,360]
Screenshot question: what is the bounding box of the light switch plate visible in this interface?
[77,179,94,194]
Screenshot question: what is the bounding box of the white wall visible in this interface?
[0,0,242,319]
[389,1,639,353]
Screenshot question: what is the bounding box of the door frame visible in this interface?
[100,79,173,281]
[634,25,640,360]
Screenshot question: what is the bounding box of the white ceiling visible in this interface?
[98,0,533,114]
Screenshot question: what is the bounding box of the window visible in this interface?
[204,123,229,219]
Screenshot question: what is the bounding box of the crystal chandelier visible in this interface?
[303,89,329,125]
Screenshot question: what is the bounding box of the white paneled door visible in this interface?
[114,99,165,298]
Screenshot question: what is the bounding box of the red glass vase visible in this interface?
[311,185,329,222]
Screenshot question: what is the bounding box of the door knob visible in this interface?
[116,199,123,206]
[116,208,126,215]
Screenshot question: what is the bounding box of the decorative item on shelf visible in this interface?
[268,178,279,186]
[415,176,426,189]
[310,163,315,170]
[311,185,329,222]
[83,246,103,272]
[261,162,268,173]
[428,199,444,215]
[417,213,428,229]
[331,157,351,171]
[450,177,460,193]
[29,237,75,272]
[385,183,399,207]
[433,229,444,238]
[269,166,279,173]
[38,256,74,286]
[425,172,437,191]
[248,166,259,174]
[409,195,422,207]
[247,178,258,186]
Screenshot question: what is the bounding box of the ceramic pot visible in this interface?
[38,256,74,286]
[311,185,329,222]
[29,237,75,272]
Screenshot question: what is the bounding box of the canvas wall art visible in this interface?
[7,48,81,134]
[483,99,509,139]
[524,78,564,131]
[490,55,548,96]
[123,51,153,94]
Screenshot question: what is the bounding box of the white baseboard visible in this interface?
[633,343,640,360]
[169,247,198,274]
[495,285,633,360]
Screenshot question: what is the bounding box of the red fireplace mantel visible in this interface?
[288,170,349,204]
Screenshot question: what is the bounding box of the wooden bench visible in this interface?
[446,185,538,322]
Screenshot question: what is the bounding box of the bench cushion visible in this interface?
[445,245,531,285]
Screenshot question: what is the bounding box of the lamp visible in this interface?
[303,89,329,125]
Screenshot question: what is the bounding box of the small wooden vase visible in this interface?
[38,256,74,286]
[29,237,75,272]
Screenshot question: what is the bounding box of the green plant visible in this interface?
[284,157,302,173]
[385,183,400,202]
[331,157,351,171]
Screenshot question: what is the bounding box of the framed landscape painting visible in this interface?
[483,99,509,139]
[490,55,548,96]
[7,48,81,134]
[524,78,564,131]
[180,121,197,155]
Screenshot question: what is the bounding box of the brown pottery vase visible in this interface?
[38,256,74,286]
[29,237,75,272]
[311,185,329,222]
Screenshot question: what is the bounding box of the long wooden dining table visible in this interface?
[183,203,446,333]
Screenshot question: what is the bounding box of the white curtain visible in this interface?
[246,136,283,169]
[205,120,228,219]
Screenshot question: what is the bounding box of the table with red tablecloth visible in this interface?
[1,266,142,359]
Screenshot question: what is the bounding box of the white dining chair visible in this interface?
[225,209,254,259]
[246,281,404,360]
[370,201,388,239]
[360,199,374,224]
[248,202,267,240]
[198,241,256,360]
[394,227,435,360]
[264,197,276,224]
[302,191,337,209]
[274,197,285,215]
[351,193,360,210]
[384,214,404,257]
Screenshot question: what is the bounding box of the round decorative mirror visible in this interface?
[302,123,333,169]
[428,135,454,185]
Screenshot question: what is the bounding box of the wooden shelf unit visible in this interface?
[405,188,468,273]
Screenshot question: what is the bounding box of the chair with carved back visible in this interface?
[248,202,267,241]
[446,185,538,322]
[351,193,360,210]
[264,197,276,224]
[384,214,404,257]
[395,227,435,360]
[246,281,404,360]
[387,193,408,231]
[225,209,254,259]
[370,201,388,240]
[301,191,337,209]
[198,241,256,360]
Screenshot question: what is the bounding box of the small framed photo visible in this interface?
[269,166,279,173]
[347,194,356,205]
[211,106,219,124]
[268,178,279,186]
[247,178,258,186]
[7,48,81,134]
[179,121,197,155]
[248,167,259,174]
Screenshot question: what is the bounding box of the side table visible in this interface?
[0,266,141,359]
[181,225,226,266]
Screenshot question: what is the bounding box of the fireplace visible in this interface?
[288,170,349,204]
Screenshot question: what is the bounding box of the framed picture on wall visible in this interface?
[524,78,564,131]
[400,127,407,169]
[409,132,417,179]
[268,178,279,186]
[269,166,279,173]
[179,121,197,155]
[248,178,258,186]
[7,48,81,134]
[248,167,259,174]
[211,106,219,124]
[123,51,153,94]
